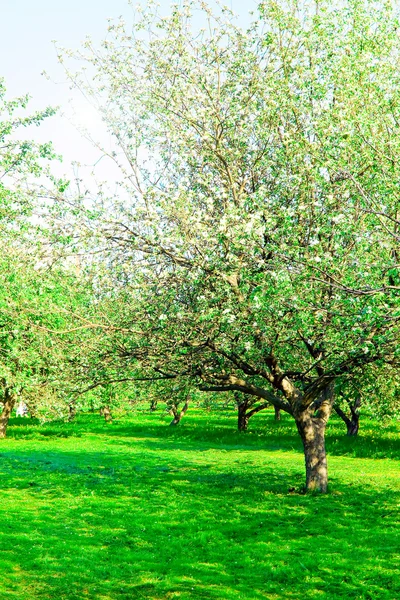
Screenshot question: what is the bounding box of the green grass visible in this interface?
[0,408,399,600]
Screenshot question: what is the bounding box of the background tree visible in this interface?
[0,243,97,437]
[334,388,362,437]
[232,392,271,432]
[0,82,61,436]
[334,363,400,436]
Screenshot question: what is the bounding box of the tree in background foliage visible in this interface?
[58,0,400,492]
[0,245,97,436]
[334,363,400,436]
[0,83,56,436]
[0,82,101,436]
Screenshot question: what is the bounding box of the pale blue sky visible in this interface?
[1,0,256,183]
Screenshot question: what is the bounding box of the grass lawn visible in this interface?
[0,408,398,600]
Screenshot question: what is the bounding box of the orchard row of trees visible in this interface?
[1,0,400,492]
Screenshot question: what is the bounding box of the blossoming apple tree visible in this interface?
[60,0,400,491]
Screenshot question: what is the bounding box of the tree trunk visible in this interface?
[0,390,15,439]
[68,401,76,422]
[296,414,328,493]
[150,398,158,412]
[334,400,360,436]
[237,402,249,431]
[274,406,281,421]
[102,406,112,423]
[170,412,182,426]
[346,413,359,436]
[169,397,190,426]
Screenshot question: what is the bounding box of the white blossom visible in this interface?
[319,167,330,182]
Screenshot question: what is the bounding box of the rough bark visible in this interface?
[296,413,328,493]
[274,406,281,421]
[0,390,15,439]
[169,397,190,426]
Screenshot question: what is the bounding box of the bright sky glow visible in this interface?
[1,1,256,185]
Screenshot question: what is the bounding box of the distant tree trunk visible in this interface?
[101,406,113,423]
[334,395,361,436]
[150,398,158,412]
[346,416,359,436]
[274,406,281,421]
[0,390,15,439]
[236,394,269,431]
[296,413,328,493]
[169,397,190,426]
[68,400,76,422]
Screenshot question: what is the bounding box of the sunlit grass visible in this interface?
[0,408,398,599]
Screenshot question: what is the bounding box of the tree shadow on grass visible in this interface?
[0,440,398,600]
[6,410,400,464]
[88,414,400,461]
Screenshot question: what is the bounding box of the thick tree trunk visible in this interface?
[296,414,328,493]
[274,406,281,421]
[0,391,15,439]
[237,402,249,431]
[169,397,190,426]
